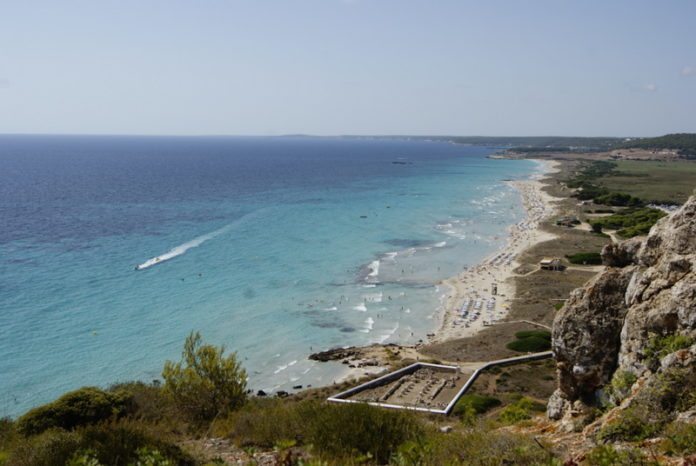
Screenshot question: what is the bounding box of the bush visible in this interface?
[6,420,193,466]
[644,334,694,363]
[108,382,175,424]
[566,252,602,265]
[607,370,637,404]
[661,422,696,456]
[224,400,423,463]
[393,428,557,465]
[514,330,551,340]
[597,406,662,442]
[162,332,247,424]
[222,398,305,448]
[77,421,193,466]
[506,331,551,353]
[15,387,132,436]
[584,444,654,466]
[498,398,535,425]
[453,395,501,418]
[5,429,81,466]
[593,192,643,207]
[590,208,666,238]
[302,403,423,464]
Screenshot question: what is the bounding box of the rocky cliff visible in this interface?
[547,196,696,436]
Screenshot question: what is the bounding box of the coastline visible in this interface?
[330,159,563,383]
[432,159,562,343]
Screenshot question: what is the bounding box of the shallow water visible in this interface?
[0,135,538,416]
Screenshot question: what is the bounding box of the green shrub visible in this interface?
[566,252,602,265]
[392,428,556,465]
[162,331,247,424]
[498,398,535,425]
[7,420,193,466]
[514,330,551,340]
[644,334,694,363]
[593,192,643,207]
[0,418,14,454]
[453,394,501,418]
[224,400,423,463]
[590,208,666,238]
[15,387,132,436]
[607,370,637,403]
[303,403,423,464]
[76,420,193,466]
[597,407,662,442]
[222,398,305,448]
[584,444,654,466]
[108,382,176,424]
[506,330,551,353]
[661,422,696,456]
[4,429,82,466]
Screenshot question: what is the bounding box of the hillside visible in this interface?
[622,133,696,158]
[547,194,696,462]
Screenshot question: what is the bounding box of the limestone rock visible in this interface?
[549,195,696,420]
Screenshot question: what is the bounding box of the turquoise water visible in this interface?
[0,136,538,416]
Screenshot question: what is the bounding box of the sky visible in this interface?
[0,0,695,137]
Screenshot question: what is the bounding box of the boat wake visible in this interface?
[135,224,232,270]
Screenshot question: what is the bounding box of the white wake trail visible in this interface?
[135,225,231,270]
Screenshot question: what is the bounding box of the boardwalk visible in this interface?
[328,350,553,415]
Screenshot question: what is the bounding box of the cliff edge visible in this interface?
[548,195,696,440]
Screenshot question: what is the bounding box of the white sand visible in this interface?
[335,160,563,383]
[431,160,563,343]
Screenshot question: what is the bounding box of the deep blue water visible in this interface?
[0,135,537,416]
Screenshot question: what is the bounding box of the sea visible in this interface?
[0,135,540,416]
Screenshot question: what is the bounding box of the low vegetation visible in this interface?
[0,333,572,465]
[566,252,602,265]
[584,444,656,466]
[3,329,690,464]
[506,330,551,353]
[589,207,666,238]
[592,159,696,204]
[15,387,132,436]
[162,331,247,424]
[621,133,696,157]
[643,334,694,365]
[565,161,645,208]
[452,394,501,420]
[598,366,696,445]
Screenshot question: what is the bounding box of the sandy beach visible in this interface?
[335,160,563,382]
[432,160,562,342]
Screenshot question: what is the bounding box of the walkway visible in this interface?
[328,350,554,415]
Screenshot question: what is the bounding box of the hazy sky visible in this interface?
[1,1,695,136]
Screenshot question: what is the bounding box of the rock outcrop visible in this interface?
[548,196,696,430]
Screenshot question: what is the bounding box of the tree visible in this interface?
[162,332,247,423]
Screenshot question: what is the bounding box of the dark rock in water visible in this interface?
[276,390,289,398]
[340,326,356,333]
[360,215,368,219]
[292,385,302,390]
[309,346,360,362]
[392,161,407,165]
[384,238,432,248]
[256,390,267,397]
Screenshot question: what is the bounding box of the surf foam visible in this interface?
[136,224,232,270]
